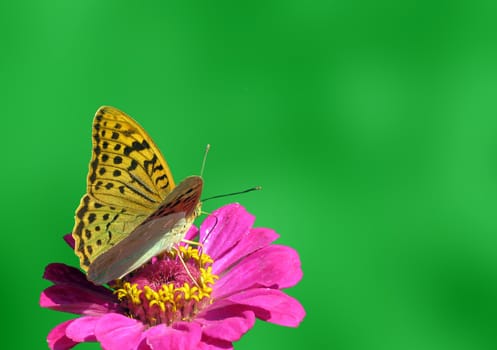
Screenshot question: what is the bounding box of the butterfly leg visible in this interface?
[173,246,201,288]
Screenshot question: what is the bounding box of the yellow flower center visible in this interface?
[113,247,218,326]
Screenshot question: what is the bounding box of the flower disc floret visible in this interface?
[114,247,218,326]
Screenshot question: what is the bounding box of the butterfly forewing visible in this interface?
[88,106,175,208]
[72,106,183,276]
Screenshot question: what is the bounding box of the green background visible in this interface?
[2,1,497,349]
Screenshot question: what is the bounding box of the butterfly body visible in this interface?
[72,106,202,285]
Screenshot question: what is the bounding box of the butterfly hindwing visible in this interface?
[73,194,149,270]
[87,176,203,284]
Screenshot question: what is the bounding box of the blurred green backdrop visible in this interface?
[2,0,497,349]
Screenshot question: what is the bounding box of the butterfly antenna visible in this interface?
[202,186,262,202]
[200,144,210,177]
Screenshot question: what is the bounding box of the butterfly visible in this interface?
[72,106,203,285]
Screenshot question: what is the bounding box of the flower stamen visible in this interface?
[113,247,218,326]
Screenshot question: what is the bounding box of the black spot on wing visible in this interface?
[156,174,170,188]
[104,213,119,243]
[75,224,90,266]
[88,213,96,223]
[127,160,138,171]
[76,196,90,220]
[153,165,164,173]
[123,129,134,137]
[143,155,158,174]
[124,140,150,156]
[89,160,98,183]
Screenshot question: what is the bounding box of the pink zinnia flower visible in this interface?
[40,203,305,349]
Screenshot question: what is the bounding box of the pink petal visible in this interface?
[213,245,303,298]
[196,305,255,342]
[47,319,78,350]
[144,322,201,350]
[95,313,145,350]
[198,336,233,350]
[183,225,199,241]
[201,204,255,260]
[213,227,279,274]
[64,233,75,249]
[43,263,113,296]
[41,284,119,315]
[65,316,99,342]
[136,341,152,350]
[226,288,305,327]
